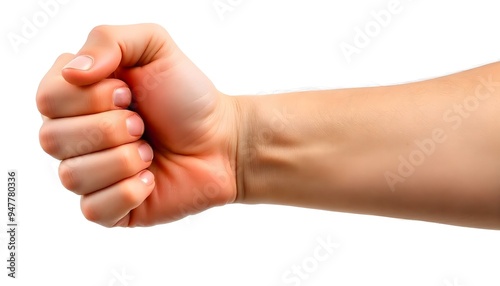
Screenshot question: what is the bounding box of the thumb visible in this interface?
[61,24,177,86]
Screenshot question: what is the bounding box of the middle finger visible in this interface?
[39,110,144,160]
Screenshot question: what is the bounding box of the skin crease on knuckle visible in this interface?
[39,123,61,159]
[120,180,144,209]
[80,197,101,224]
[88,25,114,42]
[58,160,82,193]
[36,71,71,118]
[87,84,110,113]
[102,110,142,145]
[35,74,58,118]
[89,79,127,112]
[80,178,145,227]
[117,144,141,175]
[35,89,52,118]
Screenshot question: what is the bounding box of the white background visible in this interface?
[1,0,500,285]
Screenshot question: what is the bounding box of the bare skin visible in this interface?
[37,24,500,229]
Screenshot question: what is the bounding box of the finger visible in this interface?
[39,110,144,160]
[58,140,154,195]
[80,169,155,227]
[61,24,178,86]
[37,77,132,118]
[37,53,132,118]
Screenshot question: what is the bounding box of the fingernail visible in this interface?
[139,170,154,185]
[138,143,153,162]
[126,114,144,137]
[113,87,131,108]
[63,55,94,71]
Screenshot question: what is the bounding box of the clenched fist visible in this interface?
[37,24,240,227]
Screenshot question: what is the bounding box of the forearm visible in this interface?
[236,62,500,229]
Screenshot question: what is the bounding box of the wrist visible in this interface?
[231,95,257,204]
[232,93,300,205]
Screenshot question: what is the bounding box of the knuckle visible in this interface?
[148,23,167,34]
[104,112,137,145]
[97,114,119,139]
[88,87,108,112]
[58,160,81,193]
[39,124,60,157]
[120,183,141,206]
[89,25,112,38]
[89,79,122,111]
[36,88,53,117]
[80,198,99,223]
[117,147,136,174]
[37,60,71,117]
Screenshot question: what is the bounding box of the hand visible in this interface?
[37,24,240,227]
